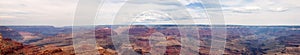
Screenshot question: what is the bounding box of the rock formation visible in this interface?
[0,33,2,40]
[0,26,23,41]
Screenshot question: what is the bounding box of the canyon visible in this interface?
[0,25,299,55]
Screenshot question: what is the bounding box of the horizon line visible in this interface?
[2,24,300,27]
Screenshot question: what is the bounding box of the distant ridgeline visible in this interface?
[0,26,72,42]
[7,26,72,37]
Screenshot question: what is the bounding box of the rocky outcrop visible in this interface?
[0,37,40,55]
[273,35,300,54]
[1,36,109,55]
[98,47,117,55]
[129,25,156,37]
[280,35,300,47]
[95,27,117,38]
[0,33,2,40]
[36,46,74,55]
[284,47,300,54]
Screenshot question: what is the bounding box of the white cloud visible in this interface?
[221,0,300,25]
[0,0,299,26]
[98,0,198,25]
[134,10,172,22]
[0,0,78,26]
[268,7,289,12]
[227,6,261,13]
[220,0,300,13]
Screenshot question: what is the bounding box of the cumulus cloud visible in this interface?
[134,10,172,22]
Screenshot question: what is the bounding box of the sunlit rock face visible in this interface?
[284,47,300,54]
[0,33,2,40]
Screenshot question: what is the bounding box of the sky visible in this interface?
[0,0,299,27]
